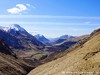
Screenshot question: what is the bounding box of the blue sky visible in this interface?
[0,0,100,38]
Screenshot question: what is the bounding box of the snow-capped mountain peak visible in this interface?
[0,24,26,32]
[0,26,9,31]
[9,24,25,32]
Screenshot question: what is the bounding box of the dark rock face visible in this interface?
[0,39,13,55]
[8,30,45,49]
[0,30,24,49]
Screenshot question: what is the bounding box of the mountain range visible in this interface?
[0,24,79,61]
[0,24,44,50]
[50,35,75,44]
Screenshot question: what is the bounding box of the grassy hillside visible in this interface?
[0,39,34,75]
[28,29,100,75]
[0,53,35,75]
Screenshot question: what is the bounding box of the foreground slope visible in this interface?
[0,53,34,75]
[28,29,100,75]
[0,39,34,75]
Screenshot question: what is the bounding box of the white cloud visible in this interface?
[7,4,34,14]
[26,4,31,7]
[7,4,27,14]
[0,21,99,26]
[84,21,91,24]
[26,4,36,8]
[1,15,100,19]
[17,4,27,10]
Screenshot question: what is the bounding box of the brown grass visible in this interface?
[28,30,100,75]
[0,53,34,75]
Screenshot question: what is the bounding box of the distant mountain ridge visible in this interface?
[50,35,76,44]
[34,34,50,44]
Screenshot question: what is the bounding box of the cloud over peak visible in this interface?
[7,4,35,14]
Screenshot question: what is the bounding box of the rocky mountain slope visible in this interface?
[28,28,100,75]
[0,24,49,64]
[0,38,34,75]
[0,24,44,50]
[0,39,14,55]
